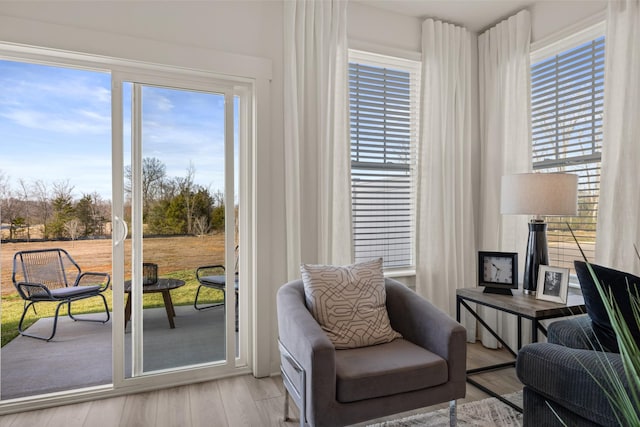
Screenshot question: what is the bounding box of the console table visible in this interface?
[456,287,585,412]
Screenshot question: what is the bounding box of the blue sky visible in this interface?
[0,59,230,201]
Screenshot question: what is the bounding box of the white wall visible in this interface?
[0,1,281,57]
[348,1,422,53]
[0,0,610,391]
[529,0,607,42]
[349,0,608,47]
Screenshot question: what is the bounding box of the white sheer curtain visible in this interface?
[283,0,352,279]
[595,0,640,275]
[416,19,475,320]
[478,10,531,348]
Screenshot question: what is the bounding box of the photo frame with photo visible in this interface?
[536,265,570,304]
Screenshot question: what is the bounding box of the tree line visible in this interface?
[0,158,225,241]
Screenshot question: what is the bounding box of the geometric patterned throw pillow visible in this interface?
[301,258,401,349]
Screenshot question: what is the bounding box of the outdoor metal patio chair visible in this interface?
[194,245,238,311]
[12,248,111,341]
[194,246,239,330]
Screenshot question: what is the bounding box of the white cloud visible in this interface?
[144,91,174,113]
[1,108,110,134]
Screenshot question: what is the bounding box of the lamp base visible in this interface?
[523,220,549,295]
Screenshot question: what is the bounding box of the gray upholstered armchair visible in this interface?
[276,277,467,427]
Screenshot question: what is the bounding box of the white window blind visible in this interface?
[531,35,604,272]
[348,51,420,269]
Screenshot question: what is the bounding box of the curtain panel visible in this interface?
[478,10,532,348]
[416,19,475,320]
[595,0,640,275]
[283,0,352,279]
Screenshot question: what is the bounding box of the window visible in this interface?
[531,25,605,274]
[348,50,420,269]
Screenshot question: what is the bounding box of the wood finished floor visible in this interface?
[0,343,522,427]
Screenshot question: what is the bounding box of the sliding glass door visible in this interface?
[0,56,249,402]
[115,73,242,379]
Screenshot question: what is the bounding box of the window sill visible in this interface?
[384,268,416,279]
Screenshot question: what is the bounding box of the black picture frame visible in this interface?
[478,251,518,294]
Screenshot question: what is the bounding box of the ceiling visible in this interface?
[354,0,534,32]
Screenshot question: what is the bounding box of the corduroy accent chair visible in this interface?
[276,277,467,427]
[516,316,630,426]
[517,260,640,426]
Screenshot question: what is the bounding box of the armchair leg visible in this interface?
[194,285,225,310]
[449,400,457,427]
[18,300,66,341]
[67,293,110,324]
[24,300,37,315]
[284,389,290,421]
[279,340,306,427]
[18,294,111,341]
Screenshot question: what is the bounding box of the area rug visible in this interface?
[367,392,522,426]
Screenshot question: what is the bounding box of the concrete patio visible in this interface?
[1,305,230,400]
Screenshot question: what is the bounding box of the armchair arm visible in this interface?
[15,282,54,300]
[517,342,626,426]
[385,279,467,384]
[277,280,335,423]
[548,315,598,350]
[196,265,225,281]
[76,272,110,291]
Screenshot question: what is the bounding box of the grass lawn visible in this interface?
[1,268,224,347]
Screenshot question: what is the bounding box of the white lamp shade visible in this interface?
[501,173,578,216]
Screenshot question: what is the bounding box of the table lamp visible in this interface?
[500,173,578,295]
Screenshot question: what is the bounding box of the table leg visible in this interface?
[460,299,517,357]
[162,290,176,329]
[124,292,131,329]
[458,296,522,413]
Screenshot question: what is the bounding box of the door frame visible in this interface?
[0,42,265,414]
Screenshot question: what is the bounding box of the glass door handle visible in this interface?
[114,216,128,246]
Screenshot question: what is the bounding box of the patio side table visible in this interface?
[124,278,185,329]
